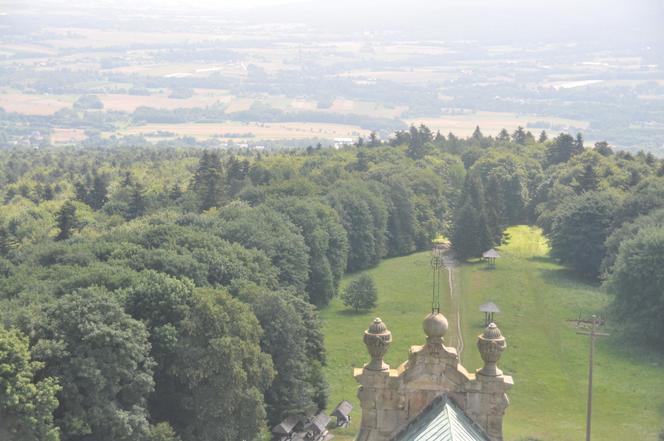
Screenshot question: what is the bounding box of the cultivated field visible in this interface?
[117,121,368,141]
[321,226,664,441]
[407,112,589,137]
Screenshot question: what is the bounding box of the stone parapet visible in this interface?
[354,317,513,441]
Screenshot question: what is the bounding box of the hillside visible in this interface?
[321,226,664,441]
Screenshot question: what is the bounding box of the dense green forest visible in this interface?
[1,126,663,441]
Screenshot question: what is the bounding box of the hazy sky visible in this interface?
[4,0,663,48]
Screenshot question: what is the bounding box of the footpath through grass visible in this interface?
[320,225,664,441]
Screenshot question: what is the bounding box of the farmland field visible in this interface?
[321,226,664,441]
[117,121,368,141]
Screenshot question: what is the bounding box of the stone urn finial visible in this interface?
[363,318,392,371]
[477,322,507,376]
[423,312,449,345]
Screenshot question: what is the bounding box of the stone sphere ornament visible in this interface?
[477,322,507,376]
[423,312,449,344]
[363,318,392,371]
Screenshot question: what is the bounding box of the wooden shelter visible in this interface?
[331,400,353,427]
[304,412,331,440]
[479,301,500,326]
[482,249,500,267]
[272,415,303,440]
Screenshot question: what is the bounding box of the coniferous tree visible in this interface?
[472,125,483,142]
[368,131,380,147]
[451,175,495,259]
[512,126,527,145]
[538,130,548,143]
[192,151,224,211]
[88,172,109,210]
[546,133,583,165]
[55,201,77,241]
[594,141,612,156]
[497,128,510,144]
[127,182,147,220]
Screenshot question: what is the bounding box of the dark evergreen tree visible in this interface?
[127,182,147,220]
[472,125,483,142]
[88,172,109,210]
[546,133,583,165]
[538,130,548,143]
[497,128,510,144]
[512,126,527,145]
[192,151,225,211]
[55,201,77,241]
[450,175,495,259]
[594,141,612,156]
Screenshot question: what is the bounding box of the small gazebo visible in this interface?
[482,248,500,267]
[479,301,500,326]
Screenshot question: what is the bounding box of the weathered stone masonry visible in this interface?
[354,313,513,441]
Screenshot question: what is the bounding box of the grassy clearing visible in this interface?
[321,225,664,441]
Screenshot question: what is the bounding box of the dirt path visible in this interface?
[442,251,464,360]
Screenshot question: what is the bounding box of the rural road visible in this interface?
[441,251,464,359]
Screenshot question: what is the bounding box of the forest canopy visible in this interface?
[1,125,663,441]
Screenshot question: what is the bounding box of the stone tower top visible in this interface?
[476,323,507,377]
[363,318,392,371]
[422,311,449,345]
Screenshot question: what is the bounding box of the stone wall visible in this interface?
[354,315,513,441]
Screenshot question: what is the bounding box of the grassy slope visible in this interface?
[321,225,664,441]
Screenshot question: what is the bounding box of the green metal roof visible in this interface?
[389,395,490,441]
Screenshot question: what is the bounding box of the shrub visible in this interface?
[342,274,377,311]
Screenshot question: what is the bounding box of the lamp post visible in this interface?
[576,315,609,441]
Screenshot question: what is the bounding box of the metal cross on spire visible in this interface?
[575,314,609,441]
[430,244,445,314]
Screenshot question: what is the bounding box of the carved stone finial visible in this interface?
[423,312,448,345]
[477,322,507,376]
[363,318,392,371]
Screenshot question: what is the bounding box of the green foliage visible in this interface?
[150,423,182,441]
[73,95,104,110]
[55,201,77,241]
[31,288,154,441]
[214,202,310,295]
[0,327,60,441]
[546,133,583,165]
[605,227,664,345]
[192,151,225,211]
[269,197,349,306]
[250,291,319,423]
[342,275,377,311]
[328,181,387,272]
[601,208,664,276]
[168,288,274,441]
[451,175,495,260]
[550,191,618,277]
[613,177,664,225]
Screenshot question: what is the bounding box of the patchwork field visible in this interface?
[407,112,589,137]
[321,226,664,441]
[117,121,368,141]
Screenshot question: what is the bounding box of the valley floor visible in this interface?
[321,226,664,441]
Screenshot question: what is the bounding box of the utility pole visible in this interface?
[576,315,609,441]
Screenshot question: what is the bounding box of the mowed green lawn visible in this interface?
[320,225,664,441]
